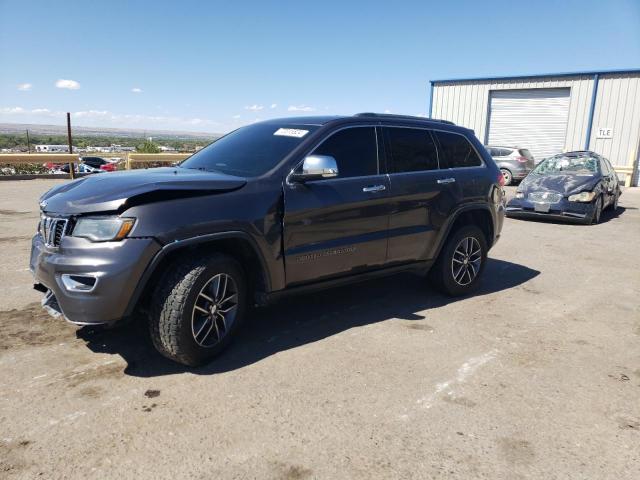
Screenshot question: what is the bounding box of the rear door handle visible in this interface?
[437,178,456,184]
[362,185,386,193]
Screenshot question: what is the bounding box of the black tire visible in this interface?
[590,196,603,225]
[149,253,247,366]
[610,192,619,211]
[500,169,513,186]
[429,225,488,297]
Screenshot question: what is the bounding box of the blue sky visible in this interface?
[1,0,639,133]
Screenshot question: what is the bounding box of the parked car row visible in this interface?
[44,156,120,174]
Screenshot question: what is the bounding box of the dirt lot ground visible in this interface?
[0,179,639,479]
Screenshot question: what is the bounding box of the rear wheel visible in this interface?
[149,253,247,366]
[610,192,619,211]
[500,169,513,186]
[429,225,488,296]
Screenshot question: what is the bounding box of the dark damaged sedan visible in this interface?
[506,151,621,224]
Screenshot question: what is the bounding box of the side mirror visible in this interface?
[291,155,338,182]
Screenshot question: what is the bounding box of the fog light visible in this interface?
[61,274,98,292]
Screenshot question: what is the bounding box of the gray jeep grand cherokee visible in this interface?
[31,113,505,366]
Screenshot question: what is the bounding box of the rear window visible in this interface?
[434,131,483,168]
[518,149,534,160]
[385,127,439,173]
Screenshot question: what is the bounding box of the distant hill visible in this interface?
[0,123,222,141]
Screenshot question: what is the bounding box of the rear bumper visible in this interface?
[30,234,161,325]
[505,197,595,223]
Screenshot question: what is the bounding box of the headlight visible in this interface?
[515,191,524,199]
[72,217,135,241]
[568,191,596,203]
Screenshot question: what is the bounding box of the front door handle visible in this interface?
[437,177,456,184]
[362,185,386,193]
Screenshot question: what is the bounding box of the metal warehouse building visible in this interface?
[429,69,640,186]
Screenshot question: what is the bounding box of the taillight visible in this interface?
[498,172,506,187]
[516,156,528,163]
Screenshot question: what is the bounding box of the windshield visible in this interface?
[532,155,598,175]
[180,123,319,176]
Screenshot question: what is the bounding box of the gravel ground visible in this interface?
[0,179,639,479]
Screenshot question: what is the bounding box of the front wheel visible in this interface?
[590,196,603,225]
[429,225,488,296]
[149,253,247,366]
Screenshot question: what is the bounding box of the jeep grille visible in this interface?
[39,216,70,247]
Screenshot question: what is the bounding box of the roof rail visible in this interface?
[353,112,455,125]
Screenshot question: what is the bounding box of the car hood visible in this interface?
[519,173,600,196]
[40,167,247,214]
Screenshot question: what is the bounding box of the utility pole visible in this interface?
[67,112,75,179]
[26,129,31,153]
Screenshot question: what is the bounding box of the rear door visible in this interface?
[382,126,462,263]
[283,126,391,285]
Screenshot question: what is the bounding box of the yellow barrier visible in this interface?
[0,152,192,169]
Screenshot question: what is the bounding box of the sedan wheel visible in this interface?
[592,196,603,225]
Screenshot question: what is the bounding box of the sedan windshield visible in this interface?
[180,123,319,177]
[533,155,598,175]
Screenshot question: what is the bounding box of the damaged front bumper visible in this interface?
[30,233,161,325]
[505,197,595,223]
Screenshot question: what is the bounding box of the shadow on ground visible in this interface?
[77,258,539,377]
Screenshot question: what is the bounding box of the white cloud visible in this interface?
[270,103,277,109]
[17,83,32,91]
[232,114,241,119]
[287,104,315,112]
[416,112,427,117]
[245,104,264,111]
[131,87,143,93]
[384,109,392,114]
[1,107,26,114]
[55,79,81,90]
[0,105,221,131]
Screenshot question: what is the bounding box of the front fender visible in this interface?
[123,230,274,318]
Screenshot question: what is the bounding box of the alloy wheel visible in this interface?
[191,273,239,348]
[451,237,482,286]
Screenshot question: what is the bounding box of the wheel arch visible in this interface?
[430,204,495,261]
[125,231,271,317]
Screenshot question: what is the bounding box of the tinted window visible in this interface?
[312,127,378,178]
[499,148,513,157]
[181,123,319,176]
[385,127,438,173]
[518,148,534,161]
[434,131,483,168]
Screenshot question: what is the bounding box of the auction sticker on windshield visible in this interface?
[274,128,309,138]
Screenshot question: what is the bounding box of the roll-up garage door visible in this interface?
[487,88,570,162]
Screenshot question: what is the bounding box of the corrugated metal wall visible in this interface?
[431,73,640,184]
[589,73,640,174]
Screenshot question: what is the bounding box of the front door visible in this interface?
[283,126,390,286]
